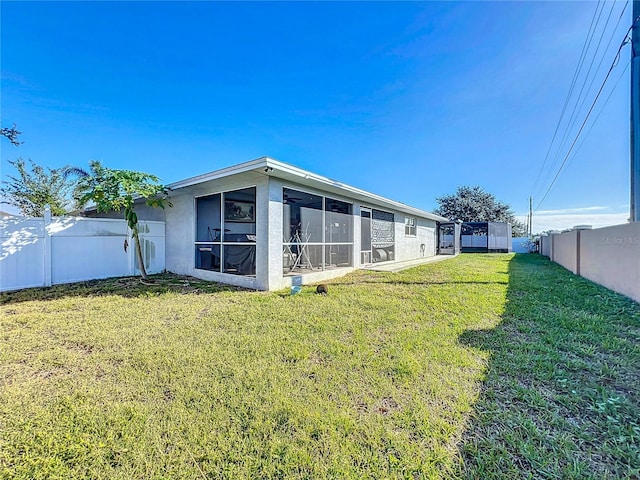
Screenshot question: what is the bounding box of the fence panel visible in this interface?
[1,216,165,292]
[0,218,46,291]
[51,236,131,284]
[138,221,165,275]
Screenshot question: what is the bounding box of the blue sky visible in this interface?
[1,1,634,232]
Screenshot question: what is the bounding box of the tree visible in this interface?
[434,185,526,237]
[1,124,22,146]
[70,161,171,280]
[0,158,76,216]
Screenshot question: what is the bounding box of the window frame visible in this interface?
[404,216,417,237]
[194,186,257,276]
[282,186,354,273]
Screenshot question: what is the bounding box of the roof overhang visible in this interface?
[168,156,449,222]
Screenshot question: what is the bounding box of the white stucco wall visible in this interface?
[544,224,639,303]
[393,216,437,262]
[352,205,363,268]
[266,178,286,290]
[164,190,193,276]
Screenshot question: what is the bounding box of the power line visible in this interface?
[535,19,636,212]
[572,1,629,123]
[550,0,617,165]
[539,1,625,199]
[532,2,629,201]
[563,58,631,175]
[530,1,606,199]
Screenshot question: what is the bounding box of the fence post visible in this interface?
[573,225,592,278]
[43,206,52,287]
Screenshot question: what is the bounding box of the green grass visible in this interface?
[458,255,640,479]
[1,254,638,479]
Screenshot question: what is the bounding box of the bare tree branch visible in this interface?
[1,124,23,146]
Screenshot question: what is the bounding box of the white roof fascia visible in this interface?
[168,156,449,223]
[167,157,270,190]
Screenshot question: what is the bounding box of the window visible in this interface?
[405,217,416,236]
[283,188,353,274]
[195,187,256,276]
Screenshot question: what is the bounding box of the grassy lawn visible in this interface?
[1,254,638,479]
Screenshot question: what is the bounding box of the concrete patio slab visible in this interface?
[360,254,455,273]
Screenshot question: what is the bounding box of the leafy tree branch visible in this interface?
[0,158,75,216]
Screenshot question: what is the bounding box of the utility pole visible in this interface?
[529,196,533,236]
[631,0,640,221]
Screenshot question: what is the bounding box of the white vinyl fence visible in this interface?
[1,211,165,292]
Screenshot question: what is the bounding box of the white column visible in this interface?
[265,178,285,290]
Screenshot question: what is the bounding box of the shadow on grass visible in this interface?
[457,254,640,479]
[331,280,509,287]
[0,272,250,305]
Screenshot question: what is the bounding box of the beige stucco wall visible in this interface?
[578,223,640,303]
[552,230,578,274]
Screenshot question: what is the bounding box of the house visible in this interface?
[119,157,451,290]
